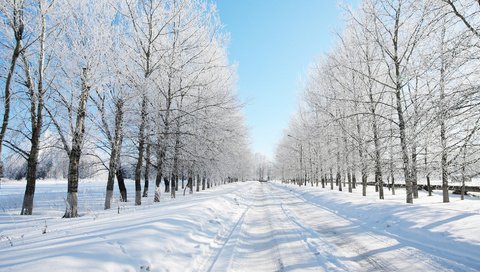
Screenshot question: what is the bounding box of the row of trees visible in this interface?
[275,0,480,203]
[0,0,252,217]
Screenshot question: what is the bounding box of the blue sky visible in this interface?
[215,0,358,160]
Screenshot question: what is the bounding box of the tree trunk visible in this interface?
[202,175,206,190]
[426,174,431,196]
[329,168,334,190]
[20,25,45,214]
[370,89,383,200]
[0,10,24,179]
[134,94,147,203]
[164,176,170,193]
[440,80,449,202]
[143,143,150,197]
[337,172,342,191]
[154,138,165,202]
[347,171,352,193]
[22,146,40,215]
[362,174,367,197]
[104,99,124,209]
[104,147,118,209]
[64,68,90,218]
[184,171,193,195]
[411,145,418,199]
[391,174,395,196]
[181,169,185,189]
[461,148,466,200]
[175,175,179,191]
[117,167,127,202]
[396,80,413,203]
[154,171,161,202]
[171,174,176,198]
[189,172,193,193]
[196,173,200,192]
[377,171,384,200]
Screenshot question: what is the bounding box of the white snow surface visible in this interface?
[0,180,479,271]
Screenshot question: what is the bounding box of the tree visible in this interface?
[0,0,26,179]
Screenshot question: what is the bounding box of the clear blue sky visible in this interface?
[215,0,358,160]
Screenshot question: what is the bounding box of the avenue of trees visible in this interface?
[0,0,252,216]
[275,0,480,203]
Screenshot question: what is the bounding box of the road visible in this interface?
[203,182,477,272]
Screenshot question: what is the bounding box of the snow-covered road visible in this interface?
[205,183,324,271]
[1,180,479,271]
[203,182,478,272]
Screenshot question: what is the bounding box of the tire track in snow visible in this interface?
[204,206,250,272]
[260,184,286,272]
[272,183,477,271]
[278,201,353,271]
[198,184,254,272]
[201,183,286,272]
[279,199,390,271]
[270,183,391,272]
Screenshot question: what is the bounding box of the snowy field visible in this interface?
[0,180,479,271]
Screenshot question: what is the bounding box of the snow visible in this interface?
[0,180,479,271]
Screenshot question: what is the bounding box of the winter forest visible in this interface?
[1,0,479,271]
[0,0,251,217]
[276,0,480,203]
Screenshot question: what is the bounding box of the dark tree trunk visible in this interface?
[330,169,334,190]
[164,176,170,193]
[377,171,384,200]
[117,167,127,202]
[134,94,147,203]
[362,174,367,197]
[337,172,342,191]
[202,175,206,190]
[171,174,176,198]
[391,174,395,195]
[104,159,116,210]
[143,143,150,197]
[184,171,193,195]
[154,171,161,202]
[412,147,419,199]
[21,38,45,215]
[427,174,431,196]
[104,99,124,209]
[352,173,356,189]
[22,152,39,215]
[196,174,200,192]
[64,68,90,218]
[181,169,185,189]
[347,170,352,193]
[175,175,179,191]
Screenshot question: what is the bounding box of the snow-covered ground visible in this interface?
[0,180,479,271]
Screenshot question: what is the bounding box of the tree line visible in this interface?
[275,0,480,203]
[0,0,252,217]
